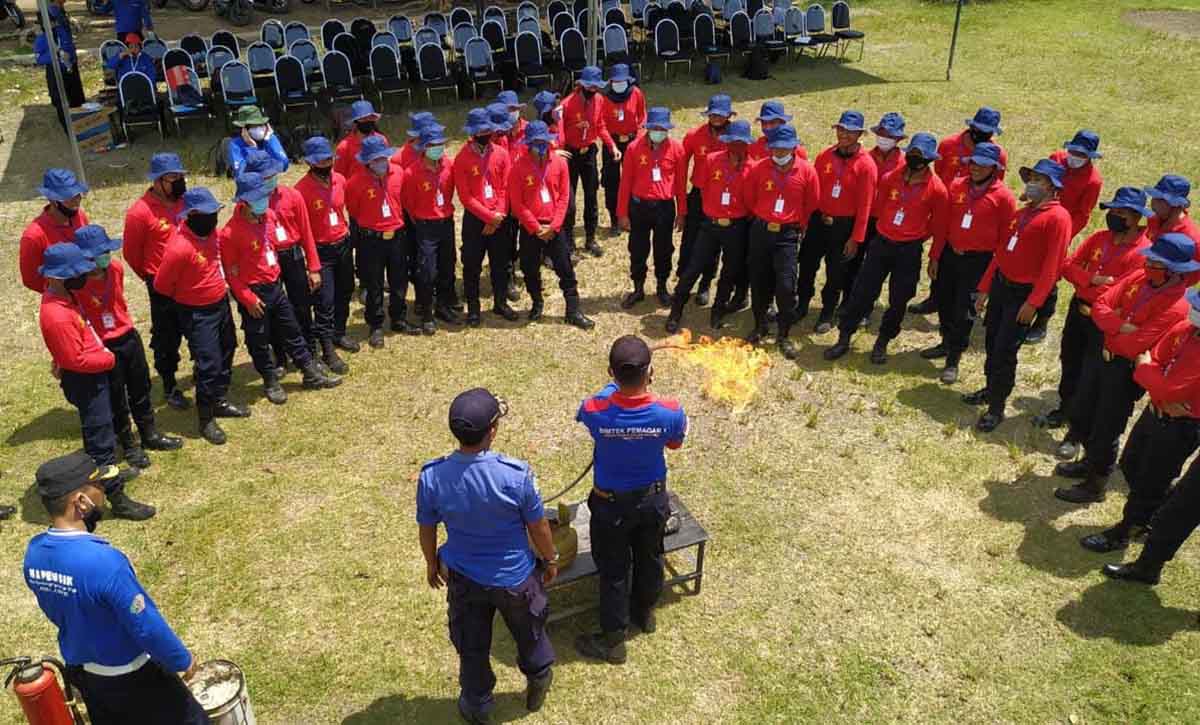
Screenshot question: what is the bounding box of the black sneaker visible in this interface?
[369,328,385,348]
[940,365,959,385]
[1033,409,1067,429]
[1025,326,1048,344]
[165,387,192,411]
[621,289,645,310]
[566,311,595,330]
[824,338,851,361]
[200,419,226,445]
[961,388,989,405]
[492,304,520,322]
[421,321,437,336]
[334,335,361,353]
[919,344,948,360]
[975,411,1004,432]
[526,670,553,712]
[870,341,889,365]
[466,311,482,327]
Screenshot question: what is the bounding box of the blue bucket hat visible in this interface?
[1141,232,1200,273]
[350,99,380,123]
[532,90,559,115]
[146,152,186,181]
[407,111,436,138]
[496,89,525,108]
[38,168,88,201]
[1064,129,1102,160]
[755,100,791,123]
[577,65,604,89]
[644,107,674,130]
[463,108,496,136]
[234,172,272,204]
[73,224,122,258]
[767,125,800,150]
[870,112,907,139]
[356,134,396,164]
[178,187,223,219]
[522,121,556,146]
[417,124,448,149]
[1099,186,1152,217]
[1145,175,1191,208]
[966,106,1002,135]
[39,243,95,280]
[834,110,865,132]
[905,132,941,161]
[609,64,633,84]
[719,120,753,145]
[487,102,513,132]
[962,141,1003,169]
[702,94,733,118]
[243,149,282,178]
[303,136,335,165]
[1019,158,1066,189]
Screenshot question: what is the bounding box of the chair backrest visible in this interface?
[275,54,307,97]
[247,42,276,74]
[261,19,285,50]
[806,3,825,32]
[484,5,506,28]
[211,30,239,57]
[389,15,413,43]
[560,27,585,62]
[220,61,254,99]
[464,36,494,72]
[746,0,763,17]
[576,8,589,32]
[322,19,347,50]
[369,44,400,81]
[517,1,539,23]
[515,30,543,65]
[449,6,472,28]
[167,66,203,107]
[645,5,664,31]
[573,0,587,19]
[831,0,849,30]
[207,46,235,78]
[518,16,541,37]
[602,0,620,10]
[784,6,806,35]
[100,40,125,67]
[603,24,628,55]
[179,34,207,63]
[289,39,320,74]
[119,70,156,110]
[605,7,626,27]
[723,0,744,20]
[142,38,167,61]
[163,47,193,73]
[730,10,751,46]
[482,18,506,51]
[372,31,399,55]
[694,12,716,46]
[693,0,714,15]
[453,22,478,51]
[284,21,310,48]
[547,0,567,26]
[415,26,441,49]
[752,8,775,40]
[321,49,354,86]
[654,18,680,53]
[423,12,448,38]
[552,12,575,41]
[416,42,448,81]
[332,33,358,63]
[631,0,649,17]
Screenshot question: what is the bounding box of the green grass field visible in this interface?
[3,1,1200,722]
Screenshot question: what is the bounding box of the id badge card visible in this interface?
[1006,233,1019,252]
[721,191,731,207]
[617,109,625,122]
[652,166,662,183]
[830,183,842,199]
[484,183,494,200]
[328,210,339,227]
[540,186,551,204]
[892,209,905,226]
[101,312,116,330]
[275,225,287,242]
[265,248,277,266]
[381,201,392,218]
[774,196,785,214]
[961,212,973,230]
[436,191,445,207]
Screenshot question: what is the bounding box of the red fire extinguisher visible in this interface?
[2,657,84,725]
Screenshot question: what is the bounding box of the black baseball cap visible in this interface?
[449,388,507,440]
[35,452,114,499]
[610,335,652,377]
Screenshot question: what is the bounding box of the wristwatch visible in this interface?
[546,552,560,566]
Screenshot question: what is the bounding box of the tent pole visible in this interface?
[38,0,87,185]
[946,0,963,81]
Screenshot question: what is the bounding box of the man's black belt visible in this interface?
[592,480,665,503]
[568,143,597,154]
[995,270,1033,290]
[707,216,747,228]
[250,279,282,295]
[276,245,303,260]
[632,196,673,205]
[753,218,800,234]
[360,228,399,241]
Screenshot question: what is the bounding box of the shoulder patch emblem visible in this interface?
[130,593,145,615]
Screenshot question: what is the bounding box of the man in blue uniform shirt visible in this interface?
[226,106,290,178]
[417,388,558,725]
[22,451,207,725]
[575,335,688,664]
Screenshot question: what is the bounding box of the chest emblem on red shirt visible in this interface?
[639,154,649,166]
[157,218,171,231]
[700,145,707,155]
[472,165,481,177]
[1008,218,1018,231]
[251,239,260,252]
[1125,283,1141,302]
[193,252,207,266]
[712,169,723,181]
[422,181,432,192]
[1090,247,1103,264]
[956,192,967,204]
[765,180,775,191]
[87,294,101,308]
[825,162,833,173]
[889,189,899,200]
[76,315,85,329]
[366,189,376,199]
[313,199,324,210]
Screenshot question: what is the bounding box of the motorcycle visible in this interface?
[213,0,289,26]
[85,0,112,16]
[152,0,213,11]
[3,0,25,29]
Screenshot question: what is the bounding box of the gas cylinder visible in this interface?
[12,663,74,725]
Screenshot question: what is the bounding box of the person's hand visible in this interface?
[555,149,573,160]
[975,293,988,317]
[611,148,622,162]
[181,658,197,682]
[50,362,61,380]
[1119,322,1138,335]
[240,127,254,145]
[483,222,498,236]
[263,123,274,141]
[537,226,555,241]
[1164,401,1192,417]
[674,215,685,232]
[1091,274,1115,286]
[542,561,558,585]
[426,560,444,589]
[927,258,938,280]
[1016,302,1036,325]
[843,240,860,261]
[1136,350,1153,367]
[619,217,630,232]
[248,300,265,318]
[307,271,321,292]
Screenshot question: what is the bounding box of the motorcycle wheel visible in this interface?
[184,0,210,9]
[300,0,314,4]
[226,0,252,25]
[262,0,289,14]
[151,0,167,8]
[7,2,26,27]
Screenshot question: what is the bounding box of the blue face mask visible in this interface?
[94,253,111,270]
[649,130,669,144]
[369,159,390,176]
[263,175,278,192]
[425,145,445,161]
[248,198,269,216]
[529,142,549,158]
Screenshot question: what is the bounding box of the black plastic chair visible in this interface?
[729,10,752,55]
[261,20,286,54]
[211,30,240,57]
[831,0,864,60]
[246,42,277,90]
[463,37,502,98]
[166,65,212,135]
[654,18,690,79]
[162,47,194,76]
[805,3,836,55]
[449,6,472,29]
[118,71,162,141]
[179,34,208,76]
[142,38,168,82]
[321,49,363,102]
[481,18,508,62]
[333,32,367,78]
[753,8,786,57]
[275,54,316,120]
[284,21,310,49]
[100,39,125,88]
[547,0,568,28]
[322,18,347,52]
[453,22,478,60]
[351,17,377,55]
[206,46,236,94]
[423,12,449,42]
[416,42,458,104]
[220,60,259,112]
[515,30,551,88]
[289,39,321,83]
[372,31,400,54]
[369,44,411,107]
[559,27,586,80]
[694,13,729,65]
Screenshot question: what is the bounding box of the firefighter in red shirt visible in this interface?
[965,159,1072,432]
[334,100,386,179]
[667,120,755,333]
[600,65,646,238]
[617,107,688,310]
[392,112,437,171]
[401,124,458,335]
[37,243,155,520]
[857,113,909,328]
[497,90,528,142]
[295,136,355,374]
[558,66,618,257]
[509,121,595,330]
[75,225,182,470]
[826,132,949,365]
[677,94,733,309]
[747,101,807,162]
[1033,187,1152,433]
[803,111,878,333]
[920,142,1016,384]
[20,168,90,293]
[1052,233,1196,504]
[742,125,820,360]
[123,153,191,410]
[1144,175,1199,246]
[219,172,341,405]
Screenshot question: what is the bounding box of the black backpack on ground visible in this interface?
[743,46,770,80]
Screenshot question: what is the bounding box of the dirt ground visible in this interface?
[1124,9,1200,39]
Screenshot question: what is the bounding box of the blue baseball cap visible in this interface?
[609,64,633,84]
[871,112,907,139]
[644,107,673,130]
[833,110,865,132]
[719,120,753,145]
[146,152,186,181]
[966,106,1002,135]
[1145,175,1191,208]
[72,224,122,258]
[356,134,396,164]
[463,108,496,136]
[962,141,1003,169]
[496,89,525,108]
[234,172,272,204]
[417,124,447,148]
[407,111,436,138]
[39,243,95,280]
[766,125,800,150]
[487,102,513,132]
[38,168,88,201]
[1019,158,1065,189]
[1099,186,1152,217]
[702,94,733,118]
[303,136,335,165]
[1064,129,1102,160]
[448,387,505,440]
[522,120,556,146]
[243,149,282,178]
[905,132,941,161]
[349,99,380,122]
[578,65,605,89]
[178,187,223,219]
[532,90,559,115]
[1141,232,1200,273]
[755,101,791,123]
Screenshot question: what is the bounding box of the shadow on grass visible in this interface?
[341,692,527,725]
[895,382,1059,453]
[5,407,82,447]
[1056,579,1198,646]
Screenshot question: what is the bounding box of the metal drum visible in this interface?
[187,659,256,725]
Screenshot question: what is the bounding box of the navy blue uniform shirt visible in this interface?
[577,386,688,492]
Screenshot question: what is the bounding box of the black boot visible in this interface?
[621,285,645,310]
[1102,554,1163,585]
[117,427,150,469]
[526,669,553,712]
[421,320,437,336]
[574,630,627,664]
[198,404,226,445]
[1054,472,1108,504]
[213,399,250,418]
[506,280,521,302]
[1053,460,1089,479]
[710,304,726,330]
[263,372,288,405]
[137,421,182,451]
[940,352,961,385]
[108,490,156,521]
[565,305,595,330]
[435,305,461,325]
[655,283,672,307]
[164,381,191,411]
[824,332,852,361]
[585,233,602,257]
[301,361,342,390]
[870,338,889,365]
[814,309,836,334]
[369,327,385,348]
[528,299,544,321]
[907,296,936,315]
[920,343,948,359]
[1032,408,1067,429]
[975,408,1005,432]
[961,387,989,405]
[334,334,361,353]
[778,336,799,360]
[492,301,519,321]
[666,298,685,333]
[632,609,657,634]
[321,339,349,375]
[1080,524,1139,553]
[745,325,769,345]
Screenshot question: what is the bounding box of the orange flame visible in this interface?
[654,329,771,409]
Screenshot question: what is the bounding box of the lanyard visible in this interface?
[98,268,115,312]
[1095,234,1132,271]
[896,175,927,206]
[721,155,744,191]
[770,163,794,195]
[312,177,341,224]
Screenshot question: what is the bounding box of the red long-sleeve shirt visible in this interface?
[268,184,320,272]
[453,142,510,225]
[40,288,115,374]
[873,165,949,243]
[603,88,647,140]
[509,154,570,234]
[1092,269,1189,360]
[742,157,821,227]
[557,90,615,152]
[869,146,905,218]
[1048,150,1103,238]
[682,123,729,189]
[334,130,389,179]
[153,225,228,307]
[699,150,753,219]
[934,130,1008,186]
[748,136,808,162]
[344,166,405,233]
[616,135,688,219]
[1134,320,1200,414]
[79,258,135,342]
[20,206,90,292]
[1061,228,1150,304]
[391,139,423,171]
[401,156,455,221]
[294,170,350,244]
[930,175,1017,259]
[1147,212,1200,260]
[122,190,182,280]
[814,145,878,243]
[978,200,1071,307]
[218,206,284,308]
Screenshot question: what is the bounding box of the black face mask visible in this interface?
[356,121,377,135]
[311,166,332,180]
[63,274,88,290]
[582,88,597,99]
[83,504,102,533]
[474,135,492,147]
[55,201,79,219]
[835,145,857,158]
[906,155,930,171]
[968,128,992,145]
[1105,212,1130,234]
[186,212,220,238]
[168,177,187,200]
[541,113,555,126]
